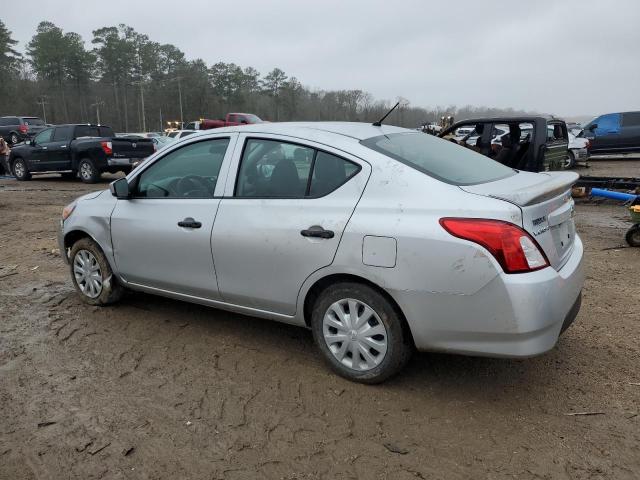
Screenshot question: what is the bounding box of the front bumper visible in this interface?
[58,219,69,265]
[392,235,585,357]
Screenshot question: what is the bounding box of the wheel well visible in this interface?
[63,230,91,252]
[302,273,415,346]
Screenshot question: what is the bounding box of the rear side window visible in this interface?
[53,126,74,142]
[361,132,515,186]
[136,138,230,198]
[99,126,114,137]
[622,112,640,127]
[75,126,101,137]
[235,138,360,198]
[0,117,18,126]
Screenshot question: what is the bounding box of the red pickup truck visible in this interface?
[185,113,264,131]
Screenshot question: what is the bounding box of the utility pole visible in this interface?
[36,96,48,123]
[177,76,184,127]
[159,107,163,132]
[90,98,104,124]
[137,48,147,132]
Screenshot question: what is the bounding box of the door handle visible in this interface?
[42,146,47,150]
[301,226,334,239]
[177,217,202,229]
[61,145,67,148]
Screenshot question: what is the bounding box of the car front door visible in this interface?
[586,113,621,153]
[27,128,54,171]
[47,125,74,169]
[620,112,640,152]
[211,134,369,315]
[110,134,237,299]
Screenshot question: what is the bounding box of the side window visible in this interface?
[53,126,74,142]
[136,138,230,199]
[309,151,360,197]
[622,112,640,127]
[228,115,238,123]
[75,126,100,137]
[0,118,8,126]
[34,128,53,144]
[235,138,360,198]
[594,114,621,135]
[236,139,313,197]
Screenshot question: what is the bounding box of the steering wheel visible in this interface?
[176,175,212,197]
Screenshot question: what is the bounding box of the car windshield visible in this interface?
[361,132,516,186]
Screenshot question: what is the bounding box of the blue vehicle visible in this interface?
[581,111,640,154]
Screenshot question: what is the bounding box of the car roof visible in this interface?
[208,121,409,141]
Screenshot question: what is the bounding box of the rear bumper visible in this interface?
[392,235,585,357]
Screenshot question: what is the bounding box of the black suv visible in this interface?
[0,116,46,145]
[581,111,640,154]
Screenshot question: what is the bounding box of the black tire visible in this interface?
[12,157,31,181]
[69,237,124,306]
[61,171,77,180]
[9,132,19,145]
[310,282,413,384]
[626,225,640,247]
[78,158,100,183]
[565,151,576,169]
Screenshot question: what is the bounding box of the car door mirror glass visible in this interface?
[110,178,130,198]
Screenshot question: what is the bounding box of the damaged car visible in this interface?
[58,122,584,383]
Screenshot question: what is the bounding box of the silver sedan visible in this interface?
[59,122,584,383]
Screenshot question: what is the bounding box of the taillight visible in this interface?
[100,141,113,155]
[439,218,549,274]
[18,124,27,133]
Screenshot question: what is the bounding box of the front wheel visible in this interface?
[69,237,124,305]
[311,282,413,384]
[564,151,576,169]
[78,158,100,183]
[626,225,640,247]
[12,158,31,181]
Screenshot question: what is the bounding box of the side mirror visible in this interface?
[26,139,33,145]
[588,123,598,132]
[110,177,131,199]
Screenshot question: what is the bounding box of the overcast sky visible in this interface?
[4,0,639,118]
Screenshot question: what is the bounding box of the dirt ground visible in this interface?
[1,160,639,480]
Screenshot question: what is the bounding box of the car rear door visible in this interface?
[543,122,569,170]
[47,125,74,169]
[110,134,237,299]
[211,134,369,315]
[620,112,640,152]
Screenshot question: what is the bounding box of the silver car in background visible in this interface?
[59,122,584,383]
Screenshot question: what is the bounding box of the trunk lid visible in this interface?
[461,171,579,270]
[111,137,155,159]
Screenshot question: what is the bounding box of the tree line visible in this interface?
[0,20,536,132]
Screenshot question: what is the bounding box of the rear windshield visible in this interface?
[360,132,516,186]
[23,117,45,126]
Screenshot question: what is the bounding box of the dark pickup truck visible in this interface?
[9,124,154,183]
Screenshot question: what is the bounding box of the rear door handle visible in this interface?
[178,217,202,229]
[301,226,334,239]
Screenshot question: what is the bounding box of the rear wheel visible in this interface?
[69,237,124,305]
[311,282,413,384]
[12,158,31,181]
[78,158,100,183]
[626,225,640,247]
